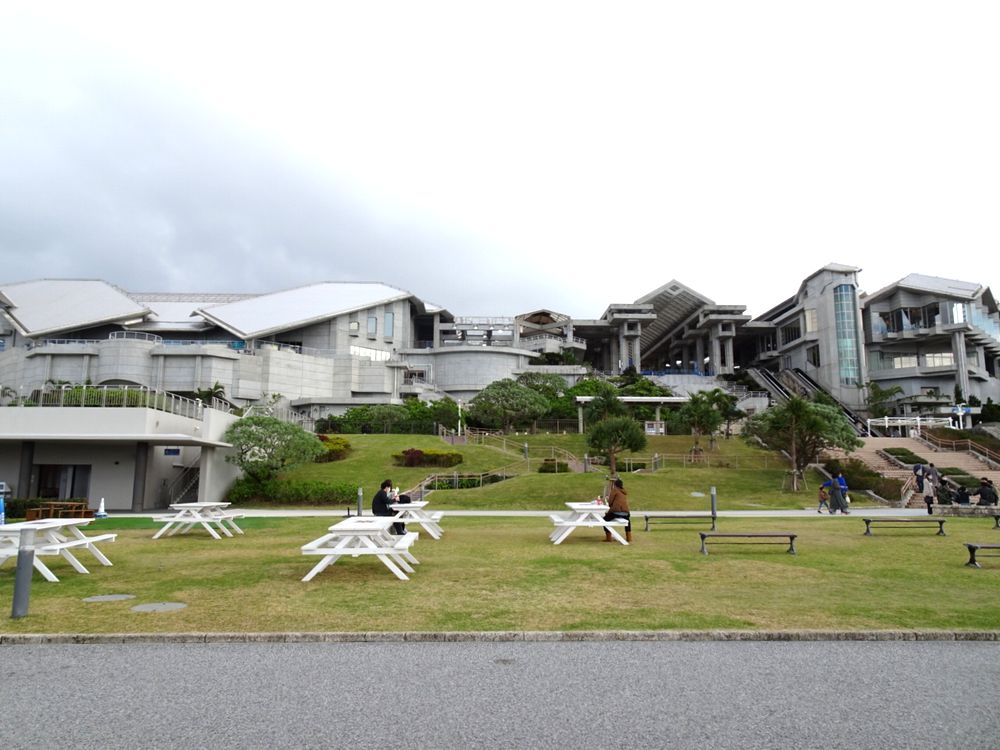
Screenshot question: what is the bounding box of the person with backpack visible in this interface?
[912,462,925,493]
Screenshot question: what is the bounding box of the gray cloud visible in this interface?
[0,51,567,317]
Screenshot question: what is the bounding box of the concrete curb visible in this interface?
[2,630,999,645]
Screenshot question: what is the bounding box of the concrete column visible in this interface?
[710,336,722,376]
[18,441,35,499]
[198,446,213,502]
[695,337,705,375]
[577,403,585,434]
[131,443,150,512]
[194,356,203,389]
[433,314,441,348]
[619,330,628,370]
[633,326,642,372]
[43,354,53,384]
[682,345,690,371]
[610,335,620,373]
[952,331,970,402]
[724,339,734,375]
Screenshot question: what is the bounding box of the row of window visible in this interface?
[870,351,957,370]
[349,311,394,339]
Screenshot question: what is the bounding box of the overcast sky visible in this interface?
[1,2,998,319]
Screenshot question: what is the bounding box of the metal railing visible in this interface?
[1,383,208,419]
[918,432,1000,469]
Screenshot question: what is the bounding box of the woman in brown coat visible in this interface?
[604,477,632,543]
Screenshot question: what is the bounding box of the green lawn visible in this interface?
[2,515,998,634]
[278,433,833,511]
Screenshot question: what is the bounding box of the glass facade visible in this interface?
[834,284,862,385]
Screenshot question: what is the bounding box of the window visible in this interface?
[780,321,801,346]
[807,345,820,367]
[804,309,818,334]
[833,284,862,385]
[384,312,394,339]
[367,315,377,338]
[348,320,360,337]
[924,352,955,368]
[892,354,918,369]
[350,344,390,361]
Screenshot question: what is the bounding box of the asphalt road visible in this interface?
[3,640,998,749]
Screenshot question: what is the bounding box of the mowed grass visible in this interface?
[279,433,836,511]
[2,516,998,634]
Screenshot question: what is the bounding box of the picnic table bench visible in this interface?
[0,519,117,582]
[862,518,946,536]
[643,512,717,531]
[699,531,797,556]
[549,502,629,545]
[964,543,1000,568]
[301,516,420,581]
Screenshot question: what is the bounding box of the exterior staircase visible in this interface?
[828,437,1000,508]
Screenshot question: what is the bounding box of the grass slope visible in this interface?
[278,434,838,511]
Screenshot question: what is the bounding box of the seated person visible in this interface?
[972,478,998,507]
[372,479,406,535]
[955,486,971,505]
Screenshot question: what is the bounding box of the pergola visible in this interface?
[865,416,954,437]
[574,395,689,434]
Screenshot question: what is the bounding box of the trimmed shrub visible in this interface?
[392,449,463,468]
[938,467,979,489]
[315,435,351,462]
[538,459,570,473]
[427,473,507,490]
[883,447,928,465]
[226,477,357,505]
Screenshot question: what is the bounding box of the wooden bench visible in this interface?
[699,531,797,556]
[964,543,1000,568]
[862,518,946,536]
[643,512,717,531]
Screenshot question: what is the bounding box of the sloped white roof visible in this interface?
[864,273,983,304]
[126,293,257,332]
[194,282,421,339]
[0,279,149,337]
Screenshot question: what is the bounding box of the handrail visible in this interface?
[2,383,208,419]
[920,431,1000,468]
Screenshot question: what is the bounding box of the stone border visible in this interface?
[2,630,999,645]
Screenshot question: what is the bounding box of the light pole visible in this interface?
[457,400,463,437]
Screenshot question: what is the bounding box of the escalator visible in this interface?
[789,368,870,436]
[746,367,793,403]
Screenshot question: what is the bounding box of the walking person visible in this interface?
[603,477,632,543]
[822,476,849,515]
[923,468,939,515]
[817,485,831,514]
[912,462,925,493]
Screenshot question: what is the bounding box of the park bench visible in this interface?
[699,531,797,556]
[862,518,946,536]
[964,543,1000,568]
[643,512,717,532]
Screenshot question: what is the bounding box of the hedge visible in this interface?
[538,459,570,473]
[883,447,929,465]
[226,478,357,505]
[392,448,463,468]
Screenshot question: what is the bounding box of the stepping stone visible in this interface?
[130,602,187,613]
[82,594,136,603]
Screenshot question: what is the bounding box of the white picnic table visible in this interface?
[549,501,629,545]
[389,500,444,540]
[0,518,117,582]
[301,516,420,581]
[152,501,245,540]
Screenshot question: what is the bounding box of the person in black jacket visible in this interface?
[372,479,405,535]
[972,478,998,507]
